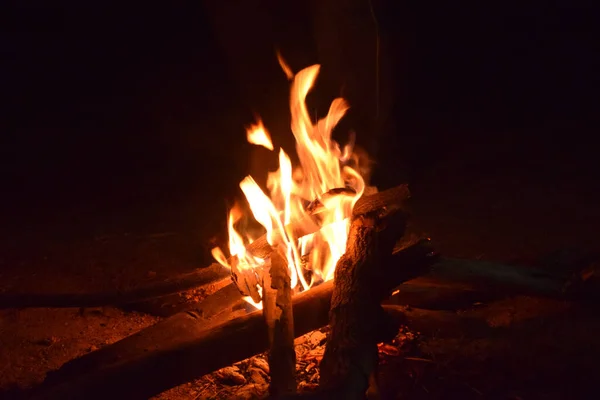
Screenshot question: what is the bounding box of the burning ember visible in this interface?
[212,59,368,308]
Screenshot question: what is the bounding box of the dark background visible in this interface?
[1,1,597,238]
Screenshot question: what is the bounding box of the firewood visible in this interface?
[381,304,497,338]
[264,250,296,396]
[31,240,435,400]
[352,184,410,217]
[318,210,407,399]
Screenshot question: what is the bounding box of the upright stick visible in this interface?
[263,249,296,396]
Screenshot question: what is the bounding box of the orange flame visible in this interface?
[213,61,368,308]
[246,119,274,150]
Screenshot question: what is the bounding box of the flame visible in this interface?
[213,61,368,308]
[276,51,295,80]
[246,119,274,150]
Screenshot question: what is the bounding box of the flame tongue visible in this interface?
[213,63,367,308]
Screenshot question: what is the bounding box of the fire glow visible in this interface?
[212,60,368,309]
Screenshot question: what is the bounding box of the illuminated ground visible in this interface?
[1,120,598,399]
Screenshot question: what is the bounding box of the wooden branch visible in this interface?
[381,305,497,339]
[31,240,436,400]
[404,257,600,302]
[383,284,493,311]
[264,250,296,396]
[318,210,407,398]
[352,184,410,217]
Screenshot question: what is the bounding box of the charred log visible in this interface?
[318,210,406,399]
[352,184,410,217]
[263,250,296,396]
[404,256,600,302]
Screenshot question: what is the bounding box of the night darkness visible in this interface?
[1,1,600,398]
[2,2,597,233]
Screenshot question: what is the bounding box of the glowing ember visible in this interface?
[213,60,368,308]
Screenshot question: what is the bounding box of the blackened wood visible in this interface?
[405,257,600,302]
[231,185,409,298]
[352,184,410,217]
[31,240,435,400]
[264,251,296,396]
[381,305,496,339]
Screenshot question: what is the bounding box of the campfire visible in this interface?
[208,59,414,397]
[17,59,598,400]
[211,60,367,311]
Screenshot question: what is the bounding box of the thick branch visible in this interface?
[264,251,296,396]
[352,184,410,217]
[319,210,406,398]
[404,257,600,301]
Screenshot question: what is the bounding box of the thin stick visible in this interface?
[264,250,296,396]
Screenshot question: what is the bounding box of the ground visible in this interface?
[1,124,598,399]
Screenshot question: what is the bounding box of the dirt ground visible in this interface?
[1,124,599,399]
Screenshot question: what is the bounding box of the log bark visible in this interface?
[31,240,436,400]
[264,250,296,396]
[318,210,406,399]
[404,257,600,302]
[352,185,410,217]
[382,305,497,339]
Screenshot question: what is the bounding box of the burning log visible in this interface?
[229,185,411,300]
[318,209,406,398]
[352,184,410,217]
[405,257,599,300]
[31,240,436,400]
